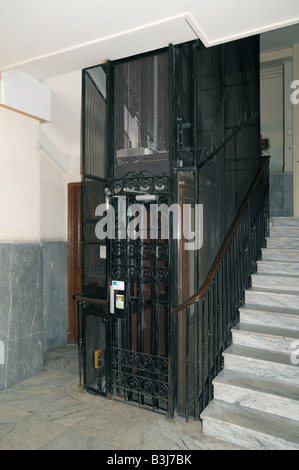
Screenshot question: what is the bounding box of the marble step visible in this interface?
[261,248,299,262]
[251,273,299,292]
[266,237,299,249]
[223,344,299,384]
[245,287,299,310]
[271,217,299,227]
[201,399,299,450]
[270,227,299,238]
[239,304,299,330]
[232,323,299,354]
[257,260,299,276]
[212,369,299,421]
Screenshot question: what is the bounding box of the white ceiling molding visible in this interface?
[203,17,299,47]
[2,14,199,80]
[1,1,299,80]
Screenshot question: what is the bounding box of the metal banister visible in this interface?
[171,156,270,315]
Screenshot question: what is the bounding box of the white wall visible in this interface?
[40,148,67,241]
[0,106,41,242]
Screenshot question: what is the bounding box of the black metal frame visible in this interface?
[77,35,267,420]
[107,172,171,412]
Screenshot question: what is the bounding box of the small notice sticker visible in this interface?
[116,294,124,310]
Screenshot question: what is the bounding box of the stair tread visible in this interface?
[213,369,299,401]
[271,217,299,227]
[263,247,299,251]
[201,399,299,446]
[233,322,299,340]
[248,286,299,297]
[259,259,299,262]
[240,303,299,317]
[253,272,299,280]
[271,227,299,231]
[262,248,299,261]
[257,260,299,268]
[223,344,297,367]
[267,237,299,240]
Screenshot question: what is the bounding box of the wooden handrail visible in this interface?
[74,293,108,306]
[171,156,270,315]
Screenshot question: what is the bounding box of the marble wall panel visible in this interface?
[0,242,68,390]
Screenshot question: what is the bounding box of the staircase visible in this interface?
[201,217,299,450]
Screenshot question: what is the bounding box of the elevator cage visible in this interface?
[77,36,261,418]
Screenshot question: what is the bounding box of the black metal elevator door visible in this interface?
[108,177,170,412]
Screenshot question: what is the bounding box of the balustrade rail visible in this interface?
[170,156,270,420]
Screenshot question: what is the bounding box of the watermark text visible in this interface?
[95,198,203,251]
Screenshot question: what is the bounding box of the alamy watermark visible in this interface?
[291,80,299,104]
[291,340,299,365]
[95,197,203,251]
[0,341,4,365]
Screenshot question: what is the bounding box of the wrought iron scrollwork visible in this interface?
[109,171,170,195]
[112,348,169,403]
[111,242,169,260]
[111,264,168,284]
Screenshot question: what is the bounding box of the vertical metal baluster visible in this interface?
[208,286,213,403]
[201,295,206,411]
[185,306,190,422]
[221,257,226,361]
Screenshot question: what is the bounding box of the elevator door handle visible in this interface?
[109,285,115,314]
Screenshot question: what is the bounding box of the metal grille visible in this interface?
[83,67,107,179]
[112,347,169,411]
[111,242,169,285]
[109,170,170,195]
[108,170,170,412]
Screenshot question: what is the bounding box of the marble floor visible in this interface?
[0,346,243,451]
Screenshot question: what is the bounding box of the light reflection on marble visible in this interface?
[223,345,299,384]
[266,238,299,249]
[257,260,299,276]
[213,369,299,421]
[0,360,243,450]
[262,248,299,262]
[245,288,299,311]
[201,400,299,450]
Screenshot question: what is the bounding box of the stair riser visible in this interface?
[271,218,299,228]
[262,249,299,262]
[224,355,299,385]
[251,275,299,292]
[270,228,299,238]
[245,290,299,310]
[232,330,296,354]
[240,310,299,331]
[213,383,299,421]
[267,238,299,249]
[202,419,299,450]
[257,261,299,276]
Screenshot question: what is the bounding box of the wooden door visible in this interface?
[68,182,83,344]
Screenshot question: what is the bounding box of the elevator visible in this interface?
[76,37,261,418]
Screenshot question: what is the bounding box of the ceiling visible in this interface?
[1,0,299,79]
[1,0,299,161]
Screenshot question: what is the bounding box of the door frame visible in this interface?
[68,181,83,344]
